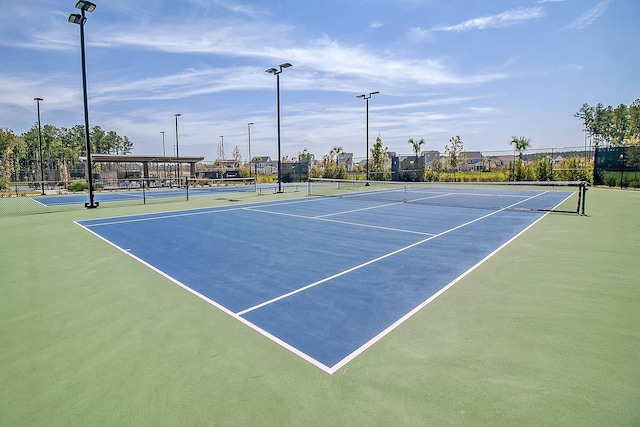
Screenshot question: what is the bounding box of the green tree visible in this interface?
[577,100,640,147]
[298,148,314,179]
[322,146,345,179]
[91,126,108,154]
[554,156,592,182]
[370,136,390,180]
[445,135,467,180]
[408,138,425,180]
[532,154,552,181]
[509,136,531,161]
[629,100,640,145]
[612,104,629,145]
[298,148,314,164]
[575,103,595,133]
[0,128,26,187]
[329,146,344,167]
[232,146,242,170]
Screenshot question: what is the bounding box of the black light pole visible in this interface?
[219,135,225,178]
[34,97,45,195]
[248,122,254,178]
[356,91,379,183]
[619,153,625,189]
[265,63,292,193]
[161,131,166,180]
[69,1,98,208]
[175,113,181,183]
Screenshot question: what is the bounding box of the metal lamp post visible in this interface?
[356,91,379,183]
[247,122,254,178]
[619,153,625,189]
[175,113,181,183]
[69,0,98,208]
[34,97,45,195]
[161,131,166,180]
[265,63,292,193]
[219,135,225,178]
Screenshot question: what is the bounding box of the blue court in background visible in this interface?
[35,184,260,206]
[77,191,570,373]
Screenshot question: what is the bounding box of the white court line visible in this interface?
[236,191,549,317]
[246,207,434,237]
[330,189,576,373]
[81,197,325,227]
[315,193,452,218]
[410,189,530,199]
[73,219,335,373]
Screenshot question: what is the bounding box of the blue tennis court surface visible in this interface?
[34,184,260,206]
[76,190,572,373]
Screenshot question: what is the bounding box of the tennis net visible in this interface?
[186,177,257,194]
[308,178,587,214]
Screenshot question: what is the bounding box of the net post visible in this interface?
[185,177,190,201]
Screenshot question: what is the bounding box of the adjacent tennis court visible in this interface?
[33,177,260,207]
[76,182,579,373]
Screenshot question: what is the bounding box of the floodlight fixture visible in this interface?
[265,63,293,75]
[68,14,85,24]
[75,1,96,12]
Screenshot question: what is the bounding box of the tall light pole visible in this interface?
[69,0,98,208]
[160,131,166,180]
[356,91,379,182]
[219,135,225,178]
[265,62,292,193]
[174,113,181,182]
[34,97,45,195]
[247,122,254,178]
[619,152,625,189]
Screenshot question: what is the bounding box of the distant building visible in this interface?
[421,150,441,170]
[337,153,354,171]
[460,151,483,171]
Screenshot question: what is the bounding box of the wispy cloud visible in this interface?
[564,0,611,29]
[430,7,546,32]
[184,0,266,17]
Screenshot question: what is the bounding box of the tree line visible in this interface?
[0,125,133,186]
[575,100,640,146]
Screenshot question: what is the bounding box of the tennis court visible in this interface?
[33,178,260,207]
[2,185,638,426]
[76,182,580,373]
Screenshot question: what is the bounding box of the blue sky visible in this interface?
[1,0,638,162]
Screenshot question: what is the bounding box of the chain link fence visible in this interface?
[593,146,640,188]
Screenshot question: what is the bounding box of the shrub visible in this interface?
[604,175,617,187]
[67,180,88,192]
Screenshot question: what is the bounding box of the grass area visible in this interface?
[1,188,638,426]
